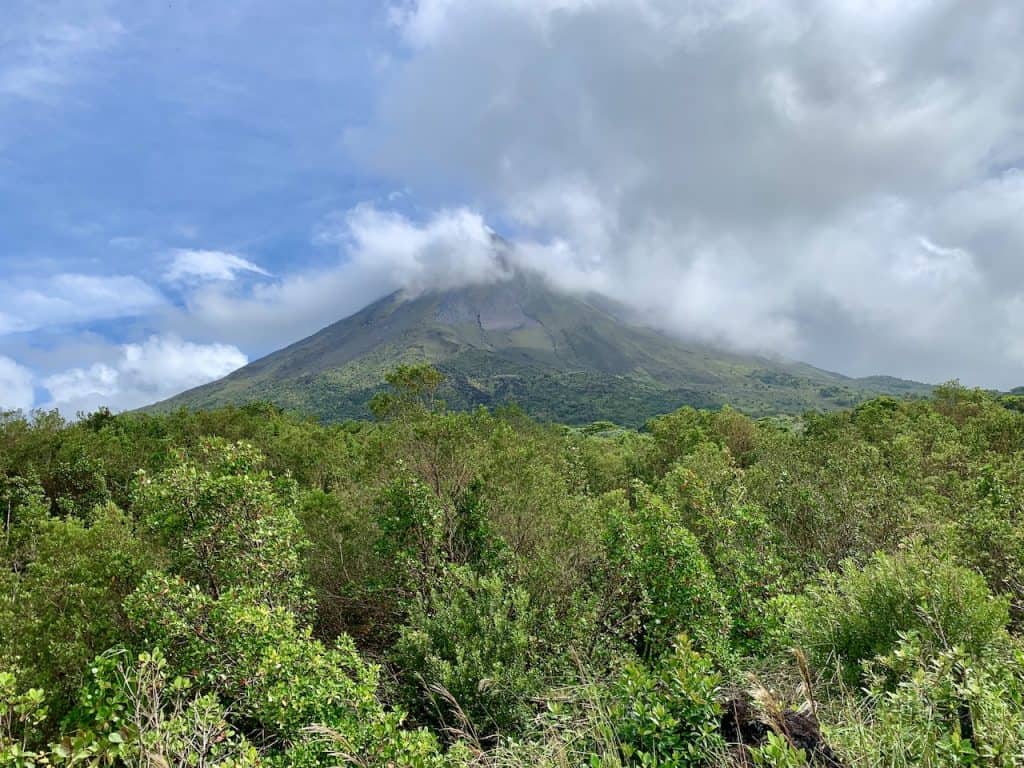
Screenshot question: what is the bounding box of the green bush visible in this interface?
[374,471,504,604]
[660,458,788,653]
[605,635,725,767]
[0,668,48,767]
[600,485,731,660]
[834,634,1024,767]
[748,732,808,767]
[124,573,454,765]
[392,566,545,740]
[0,474,49,574]
[133,438,310,615]
[3,504,151,722]
[61,648,261,767]
[788,546,1011,683]
[952,460,1024,623]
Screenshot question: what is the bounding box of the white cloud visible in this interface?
[0,274,164,335]
[351,0,1024,387]
[343,204,509,294]
[44,363,118,409]
[7,0,1023,395]
[164,249,271,285]
[0,357,34,412]
[41,335,247,414]
[167,205,516,352]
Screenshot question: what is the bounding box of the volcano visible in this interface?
[152,271,929,425]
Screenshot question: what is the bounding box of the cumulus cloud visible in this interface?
[354,0,1024,387]
[163,249,272,284]
[0,274,164,335]
[41,335,247,415]
[0,357,34,412]
[343,204,510,294]
[168,205,516,352]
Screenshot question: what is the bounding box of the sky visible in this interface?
[2,0,1024,414]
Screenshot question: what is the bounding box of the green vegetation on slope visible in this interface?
[152,274,930,425]
[5,374,1024,766]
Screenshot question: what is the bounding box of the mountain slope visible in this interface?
[152,273,930,425]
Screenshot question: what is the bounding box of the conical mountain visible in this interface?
[153,271,929,425]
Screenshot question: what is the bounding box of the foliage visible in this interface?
[659,455,787,653]
[2,504,151,722]
[374,471,503,603]
[787,546,1011,684]
[370,364,447,420]
[8,378,1024,767]
[952,458,1024,623]
[0,668,49,768]
[132,438,310,615]
[600,484,731,660]
[0,474,49,574]
[833,634,1024,766]
[392,566,545,741]
[123,574,451,764]
[605,635,725,767]
[748,732,808,768]
[61,648,261,767]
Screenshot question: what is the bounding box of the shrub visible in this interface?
[127,574,378,741]
[61,646,462,768]
[374,471,504,603]
[0,668,48,767]
[133,439,310,615]
[605,635,725,767]
[600,485,731,660]
[660,460,788,654]
[788,545,1011,683]
[952,461,1024,623]
[61,648,261,767]
[0,474,49,574]
[124,573,454,765]
[392,566,545,741]
[833,634,1024,767]
[4,504,151,722]
[749,732,808,768]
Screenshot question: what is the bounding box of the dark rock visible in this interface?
[720,696,845,767]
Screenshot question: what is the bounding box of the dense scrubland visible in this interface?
[4,369,1024,766]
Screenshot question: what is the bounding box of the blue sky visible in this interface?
[2,2,394,287]
[0,1,423,411]
[3,1,1024,413]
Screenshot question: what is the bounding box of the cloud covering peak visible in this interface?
[360,0,1024,386]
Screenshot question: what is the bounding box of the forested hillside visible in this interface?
[4,372,1024,766]
[152,275,931,425]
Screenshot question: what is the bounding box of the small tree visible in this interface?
[607,635,725,767]
[392,566,544,741]
[132,439,310,615]
[600,484,732,660]
[370,365,446,420]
